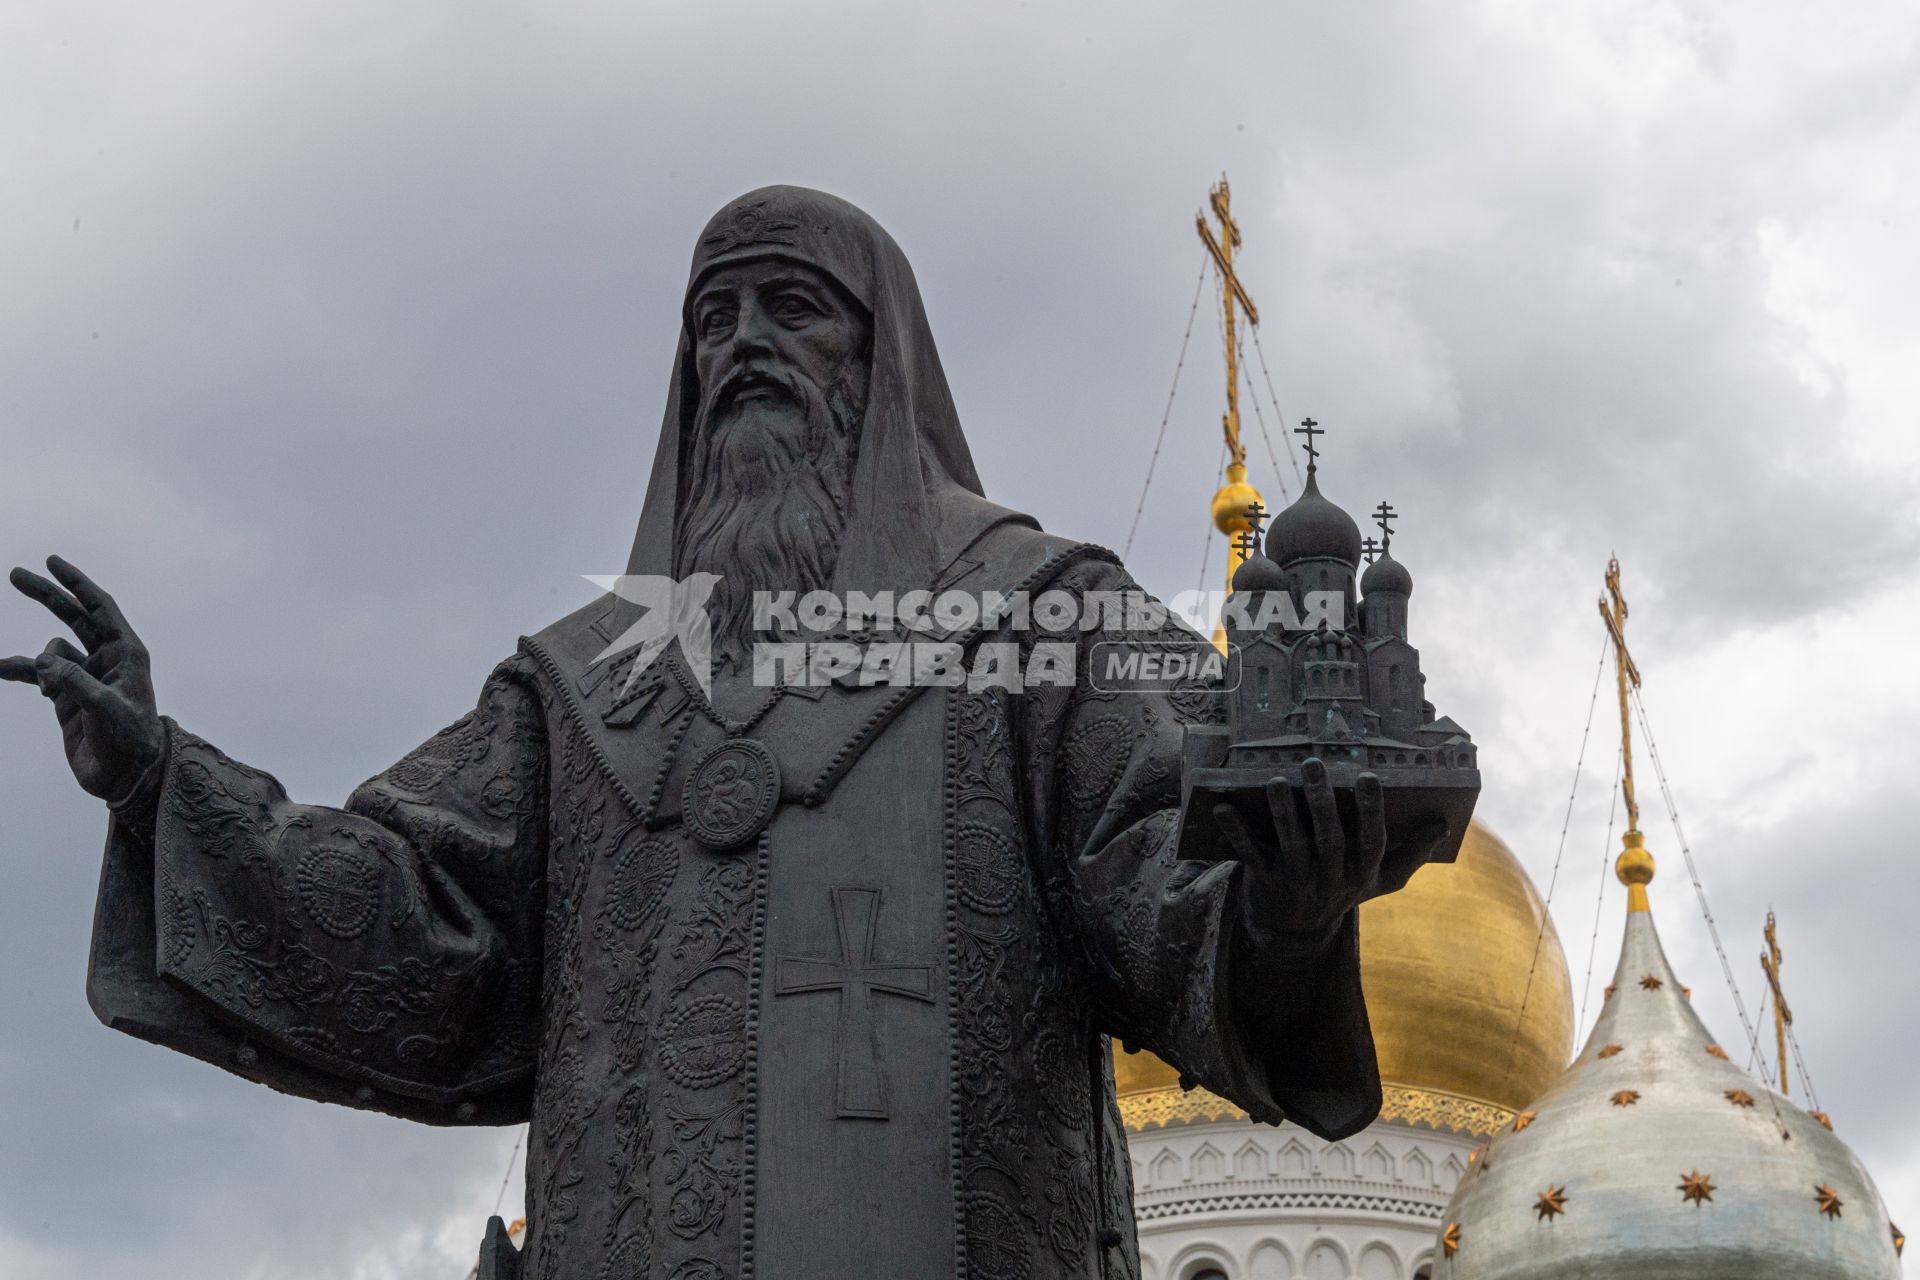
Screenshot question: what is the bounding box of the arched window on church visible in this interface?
[1191,1269,1229,1280]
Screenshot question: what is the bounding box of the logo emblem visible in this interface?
[584,572,723,698]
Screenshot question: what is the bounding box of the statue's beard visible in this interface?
[675,363,864,664]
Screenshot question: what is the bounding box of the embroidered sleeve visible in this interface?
[86,656,548,1122]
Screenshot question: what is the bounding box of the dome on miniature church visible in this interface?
[1362,547,1413,598]
[1264,469,1362,567]
[1434,839,1902,1279]
[1230,549,1286,594]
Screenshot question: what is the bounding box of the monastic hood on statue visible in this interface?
[624,185,1036,597]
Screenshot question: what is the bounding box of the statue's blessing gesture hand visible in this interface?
[2,556,164,807]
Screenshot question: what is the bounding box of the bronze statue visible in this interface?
[4,187,1464,1279]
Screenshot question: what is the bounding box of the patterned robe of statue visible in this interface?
[84,188,1380,1280]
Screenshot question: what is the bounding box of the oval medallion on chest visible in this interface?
[681,737,780,851]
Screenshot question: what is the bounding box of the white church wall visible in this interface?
[1128,1113,1478,1280]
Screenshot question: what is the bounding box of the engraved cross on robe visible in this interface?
[773,887,935,1119]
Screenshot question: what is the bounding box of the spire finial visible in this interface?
[1601,556,1653,908]
[1616,828,1656,910]
[1294,417,1323,473]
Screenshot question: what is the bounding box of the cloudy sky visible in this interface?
[3,2,1917,1276]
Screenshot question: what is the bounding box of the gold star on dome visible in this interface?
[1534,1185,1569,1220]
[1442,1223,1462,1258]
[1678,1170,1716,1206]
[1892,1222,1905,1257]
[1513,1110,1538,1132]
[1598,1043,1624,1059]
[1810,1110,1833,1131]
[1640,974,1664,990]
[1705,1044,1729,1060]
[1815,1184,1844,1219]
[1604,983,1616,999]
[1726,1090,1756,1108]
[1611,1090,1642,1107]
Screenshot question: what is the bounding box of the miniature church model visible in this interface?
[1180,423,1480,865]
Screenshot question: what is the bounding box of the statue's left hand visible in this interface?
[1,556,164,807]
[1212,756,1389,947]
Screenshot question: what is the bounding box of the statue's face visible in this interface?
[689,260,871,434]
[677,259,872,654]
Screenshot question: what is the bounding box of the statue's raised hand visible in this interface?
[1,557,164,806]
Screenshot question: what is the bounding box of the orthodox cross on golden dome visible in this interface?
[1761,911,1794,1099]
[1197,175,1266,608]
[1195,180,1262,473]
[1599,556,1653,908]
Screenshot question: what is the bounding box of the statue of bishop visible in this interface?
[4,187,1446,1279]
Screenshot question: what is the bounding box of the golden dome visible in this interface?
[1115,819,1575,1128]
[1210,462,1262,535]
